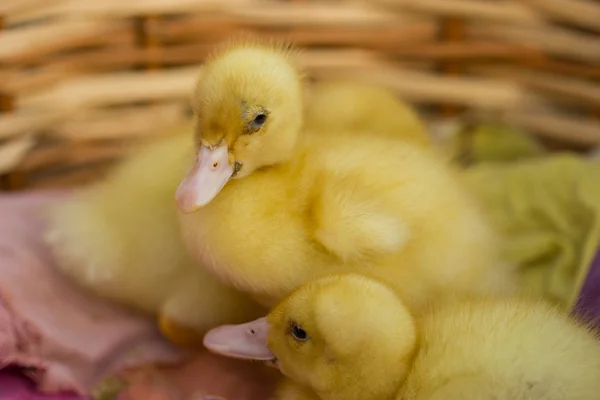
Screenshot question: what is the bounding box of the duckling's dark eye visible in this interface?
[248,113,267,131]
[291,323,309,342]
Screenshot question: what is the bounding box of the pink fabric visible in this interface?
[0,190,278,400]
[0,190,184,395]
[115,351,279,400]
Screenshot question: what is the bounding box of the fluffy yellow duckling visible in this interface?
[42,76,436,349]
[303,80,431,147]
[204,273,600,400]
[43,37,503,344]
[44,124,264,348]
[175,37,516,311]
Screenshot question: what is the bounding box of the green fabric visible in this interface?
[454,124,600,309]
[451,123,546,165]
[464,155,600,309]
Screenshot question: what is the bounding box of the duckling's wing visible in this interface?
[310,180,409,263]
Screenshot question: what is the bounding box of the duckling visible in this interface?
[303,80,431,147]
[48,36,504,345]
[175,37,516,311]
[203,273,600,400]
[44,123,265,348]
[42,78,437,349]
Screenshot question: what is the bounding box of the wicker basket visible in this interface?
[1,0,599,190]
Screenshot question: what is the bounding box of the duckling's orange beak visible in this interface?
[175,143,233,213]
[203,317,276,363]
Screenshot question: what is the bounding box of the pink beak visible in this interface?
[175,144,233,213]
[203,317,276,362]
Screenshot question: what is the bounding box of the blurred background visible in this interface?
[0,3,599,398]
[0,0,599,190]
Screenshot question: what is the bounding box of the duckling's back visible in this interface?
[304,132,517,312]
[304,81,431,147]
[401,296,600,400]
[45,124,196,312]
[178,128,517,310]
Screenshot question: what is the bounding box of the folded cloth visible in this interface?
[0,190,184,395]
[463,154,600,310]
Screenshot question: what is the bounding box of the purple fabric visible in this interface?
[0,371,84,400]
[573,249,600,330]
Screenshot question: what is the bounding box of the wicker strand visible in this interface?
[0,0,598,189]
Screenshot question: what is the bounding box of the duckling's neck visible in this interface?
[320,374,404,400]
[320,350,415,400]
[321,314,419,400]
[247,127,307,177]
[251,131,312,180]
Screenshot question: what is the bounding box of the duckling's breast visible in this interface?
[177,167,336,303]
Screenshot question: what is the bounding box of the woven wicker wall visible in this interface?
[1,0,599,190]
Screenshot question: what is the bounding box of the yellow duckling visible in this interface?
[42,75,437,349]
[175,37,516,311]
[303,80,431,147]
[44,123,265,348]
[43,36,504,345]
[204,273,600,400]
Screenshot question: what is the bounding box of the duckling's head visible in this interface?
[204,273,417,400]
[176,38,304,213]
